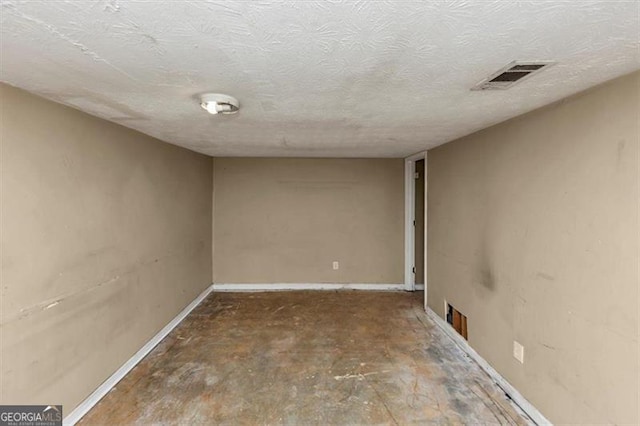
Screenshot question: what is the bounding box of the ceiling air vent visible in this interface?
[472,61,555,90]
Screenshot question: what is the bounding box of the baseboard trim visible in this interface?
[212,283,406,292]
[64,283,215,425]
[426,308,552,425]
[414,284,425,290]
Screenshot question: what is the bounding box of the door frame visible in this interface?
[404,151,428,297]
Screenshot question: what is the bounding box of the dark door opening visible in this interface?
[414,159,425,286]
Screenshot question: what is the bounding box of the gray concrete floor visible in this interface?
[79,291,531,425]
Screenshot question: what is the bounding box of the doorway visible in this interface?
[414,159,425,288]
[404,152,427,295]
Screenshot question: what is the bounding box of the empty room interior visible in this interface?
[1,1,638,425]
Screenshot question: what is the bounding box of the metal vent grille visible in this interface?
[472,61,555,90]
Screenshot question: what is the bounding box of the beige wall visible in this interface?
[1,85,213,411]
[213,158,404,284]
[427,72,639,424]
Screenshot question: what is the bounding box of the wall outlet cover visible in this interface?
[513,341,524,363]
[332,261,339,270]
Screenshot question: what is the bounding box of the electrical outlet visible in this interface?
[513,341,524,363]
[332,261,339,270]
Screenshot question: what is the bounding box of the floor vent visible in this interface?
[446,303,468,340]
[472,61,555,90]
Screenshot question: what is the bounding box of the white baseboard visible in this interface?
[64,283,215,426]
[212,283,406,292]
[426,308,552,425]
[414,284,425,290]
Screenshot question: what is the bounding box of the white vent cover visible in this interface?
[472,61,556,90]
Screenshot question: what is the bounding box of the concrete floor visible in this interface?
[79,291,531,425]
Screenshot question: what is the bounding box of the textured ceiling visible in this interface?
[1,0,639,157]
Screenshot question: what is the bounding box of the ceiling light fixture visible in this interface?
[200,93,240,115]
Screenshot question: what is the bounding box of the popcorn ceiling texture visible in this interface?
[1,0,639,157]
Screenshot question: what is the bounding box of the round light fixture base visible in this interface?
[200,93,239,115]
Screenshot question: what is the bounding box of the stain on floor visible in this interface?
[79,291,531,425]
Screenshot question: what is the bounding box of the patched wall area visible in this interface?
[0,84,213,411]
[427,71,639,424]
[213,158,404,284]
